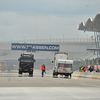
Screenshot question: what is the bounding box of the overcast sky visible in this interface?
[0,0,100,41]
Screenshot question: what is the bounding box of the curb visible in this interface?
[73,74,100,79]
[90,76,100,79]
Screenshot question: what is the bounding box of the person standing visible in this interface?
[91,66,94,72]
[89,66,93,72]
[41,64,46,77]
[83,67,86,72]
[86,67,88,72]
[80,66,83,72]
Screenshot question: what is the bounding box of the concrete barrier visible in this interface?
[73,71,100,79]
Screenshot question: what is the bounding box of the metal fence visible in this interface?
[0,38,95,43]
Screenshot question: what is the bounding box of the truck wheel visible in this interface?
[29,71,33,77]
[53,74,58,78]
[31,71,33,74]
[53,73,55,77]
[29,73,33,77]
[19,71,22,74]
[56,74,58,78]
[69,74,71,79]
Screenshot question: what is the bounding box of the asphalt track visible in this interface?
[0,70,100,100]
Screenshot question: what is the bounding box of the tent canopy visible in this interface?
[77,13,100,32]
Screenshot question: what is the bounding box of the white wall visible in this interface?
[60,45,86,52]
[0,43,11,50]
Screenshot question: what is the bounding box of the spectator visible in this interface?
[86,67,88,72]
[91,66,94,72]
[80,66,84,72]
[89,66,93,72]
[83,67,86,72]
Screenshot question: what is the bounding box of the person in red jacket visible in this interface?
[41,64,46,77]
[83,67,86,72]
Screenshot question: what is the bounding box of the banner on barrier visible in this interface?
[98,65,100,69]
[11,43,60,51]
[94,65,97,69]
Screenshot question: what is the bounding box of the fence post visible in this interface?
[80,38,81,42]
[70,38,71,42]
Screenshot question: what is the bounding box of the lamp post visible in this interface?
[86,34,88,42]
[76,34,78,42]
[23,36,25,43]
[11,37,12,43]
[63,35,64,42]
[49,35,51,42]
[36,36,38,42]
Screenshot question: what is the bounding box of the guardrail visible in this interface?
[0,38,95,43]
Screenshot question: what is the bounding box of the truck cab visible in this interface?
[52,52,73,78]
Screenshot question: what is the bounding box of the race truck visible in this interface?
[18,53,35,76]
[52,52,73,78]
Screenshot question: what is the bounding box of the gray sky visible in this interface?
[0,0,100,41]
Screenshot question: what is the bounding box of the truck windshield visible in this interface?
[20,56,33,61]
[58,63,72,68]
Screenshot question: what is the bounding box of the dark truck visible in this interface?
[18,53,35,76]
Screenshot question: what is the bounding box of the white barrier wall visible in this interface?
[0,43,11,50]
[60,45,86,52]
[73,71,100,79]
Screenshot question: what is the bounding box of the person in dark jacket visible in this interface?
[89,66,94,72]
[41,64,46,77]
[89,66,92,72]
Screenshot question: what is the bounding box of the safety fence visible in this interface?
[0,38,95,43]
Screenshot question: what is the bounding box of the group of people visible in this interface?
[88,66,94,72]
[80,66,94,72]
[80,66,87,72]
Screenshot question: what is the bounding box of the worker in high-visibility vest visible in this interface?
[41,64,46,77]
[81,66,83,72]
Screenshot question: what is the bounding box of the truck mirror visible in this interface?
[34,59,35,62]
[52,61,53,63]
